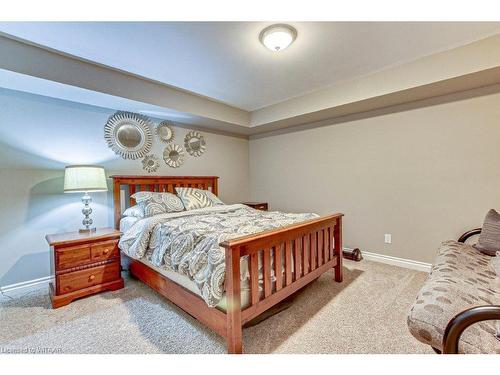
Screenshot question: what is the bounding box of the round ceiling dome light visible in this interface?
[259,24,297,52]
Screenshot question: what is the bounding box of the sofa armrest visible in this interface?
[442,305,500,354]
[457,228,482,243]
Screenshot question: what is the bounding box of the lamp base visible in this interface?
[79,227,97,234]
[80,192,95,234]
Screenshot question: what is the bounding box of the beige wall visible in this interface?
[0,89,250,287]
[2,86,500,286]
[249,91,500,264]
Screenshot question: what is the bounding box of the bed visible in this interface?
[112,175,344,353]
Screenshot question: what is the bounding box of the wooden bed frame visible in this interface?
[112,175,344,354]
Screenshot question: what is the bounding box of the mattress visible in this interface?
[119,204,315,308]
[135,256,256,313]
[120,214,253,311]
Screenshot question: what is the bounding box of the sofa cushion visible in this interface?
[490,255,500,277]
[475,209,500,256]
[407,240,499,353]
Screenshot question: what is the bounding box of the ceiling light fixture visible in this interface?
[259,24,297,52]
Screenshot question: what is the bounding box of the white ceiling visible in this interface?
[1,22,499,111]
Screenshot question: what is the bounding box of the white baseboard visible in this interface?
[353,249,431,273]
[0,276,53,297]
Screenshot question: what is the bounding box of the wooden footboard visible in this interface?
[221,213,343,354]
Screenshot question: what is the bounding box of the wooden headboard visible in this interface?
[111,175,219,229]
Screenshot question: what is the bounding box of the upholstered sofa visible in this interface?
[407,229,500,354]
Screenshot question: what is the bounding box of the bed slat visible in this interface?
[274,245,283,291]
[285,241,293,286]
[129,185,136,206]
[302,235,309,275]
[310,233,316,271]
[321,228,326,262]
[249,252,259,305]
[329,226,333,261]
[318,230,323,266]
[323,228,328,262]
[323,230,327,265]
[293,238,301,281]
[263,248,271,297]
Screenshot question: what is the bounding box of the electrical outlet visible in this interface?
[384,234,392,244]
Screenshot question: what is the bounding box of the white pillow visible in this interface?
[175,187,224,210]
[132,191,185,217]
[122,205,144,219]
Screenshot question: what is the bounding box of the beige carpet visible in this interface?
[0,260,433,354]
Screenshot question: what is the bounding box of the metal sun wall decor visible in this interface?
[163,144,185,168]
[141,154,160,173]
[156,121,175,143]
[104,111,207,169]
[104,111,153,160]
[184,130,206,157]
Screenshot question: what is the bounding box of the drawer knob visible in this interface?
[103,249,110,254]
[88,275,95,281]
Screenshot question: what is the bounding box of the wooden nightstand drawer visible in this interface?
[56,244,91,270]
[91,240,119,262]
[57,261,120,294]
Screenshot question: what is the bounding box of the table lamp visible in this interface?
[64,165,108,233]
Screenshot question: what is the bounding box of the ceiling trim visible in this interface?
[1,31,500,138]
[250,82,500,140]
[0,32,250,127]
[251,33,500,127]
[250,65,500,135]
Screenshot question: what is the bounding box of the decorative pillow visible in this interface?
[475,209,500,256]
[175,187,222,210]
[204,190,225,206]
[122,205,145,219]
[131,191,184,217]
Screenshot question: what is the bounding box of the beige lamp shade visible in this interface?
[64,165,108,193]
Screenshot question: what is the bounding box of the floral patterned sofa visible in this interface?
[407,229,500,354]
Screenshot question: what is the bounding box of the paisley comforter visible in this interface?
[119,204,317,307]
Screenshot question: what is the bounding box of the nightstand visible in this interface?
[242,202,269,211]
[46,228,124,308]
